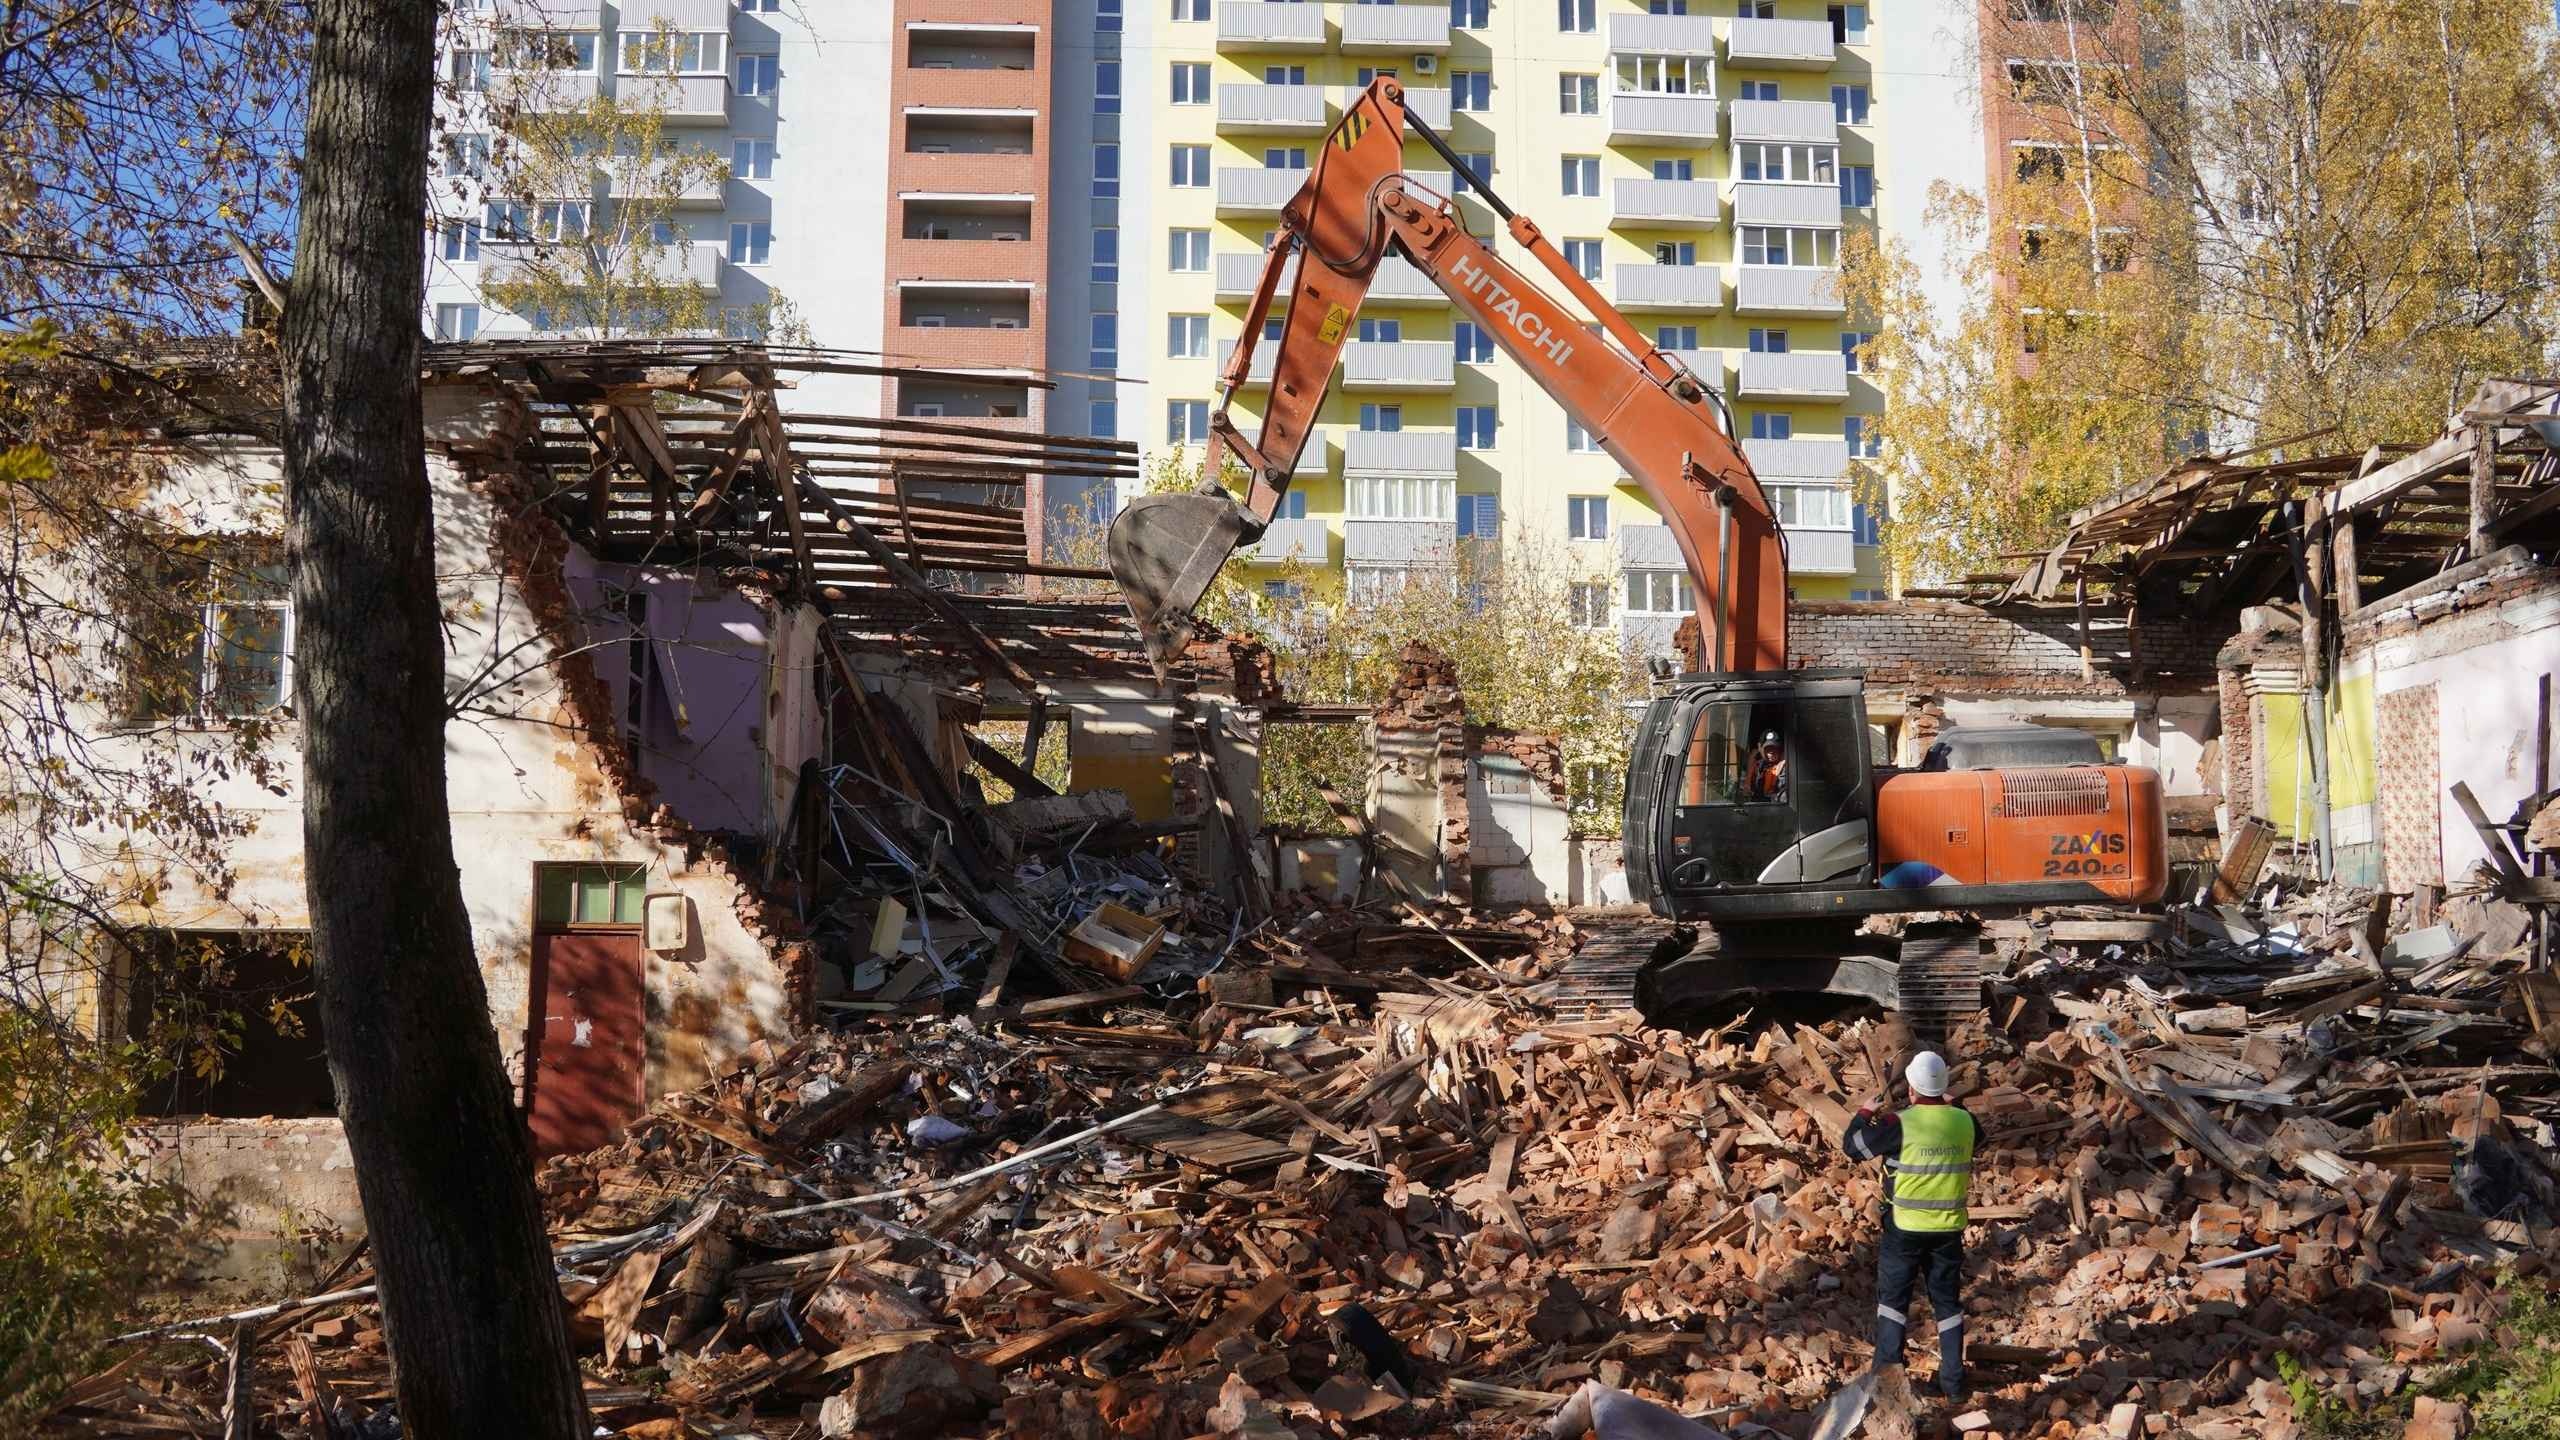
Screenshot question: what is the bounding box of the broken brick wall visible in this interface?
[1791,601,2230,697]
[1466,726,1572,907]
[1369,643,1470,903]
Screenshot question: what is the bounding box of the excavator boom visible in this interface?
[1107,78,1788,682]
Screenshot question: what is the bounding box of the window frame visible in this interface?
[1567,494,1610,541]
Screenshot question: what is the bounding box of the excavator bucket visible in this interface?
[1107,488,1256,684]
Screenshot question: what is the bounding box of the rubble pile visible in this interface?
[62,877,2560,1440]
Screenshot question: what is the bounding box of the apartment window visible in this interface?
[1093,228,1119,283]
[1266,65,1309,83]
[120,540,294,719]
[1094,143,1121,197]
[1165,400,1208,445]
[1357,317,1401,342]
[1839,164,1875,206]
[535,201,589,241]
[1357,66,1398,86]
[727,220,769,264]
[1831,84,1870,125]
[1741,226,1838,266]
[1455,152,1494,194]
[1828,3,1869,41]
[1457,493,1500,538]
[1739,142,1837,184]
[1098,0,1123,29]
[1650,0,1690,12]
[443,133,490,178]
[1749,411,1792,440]
[433,302,481,342]
[1568,495,1609,540]
[1652,158,1694,181]
[1772,483,1851,529]
[1840,331,1875,372]
[1566,420,1600,452]
[650,218,682,245]
[1562,238,1602,281]
[1171,145,1211,186]
[1654,241,1696,265]
[1271,490,1308,521]
[1358,403,1402,432]
[448,47,491,91]
[738,0,780,10]
[1090,399,1118,436]
[1853,503,1883,546]
[733,138,775,179]
[1454,0,1490,27]
[1561,156,1600,197]
[1560,74,1599,115]
[1739,79,1780,102]
[1617,53,1707,95]
[441,220,481,262]
[1454,322,1492,363]
[484,200,527,240]
[1568,583,1611,628]
[1457,405,1497,449]
[2007,59,2078,105]
[736,52,777,95]
[1263,146,1308,169]
[1452,71,1491,112]
[1094,60,1121,114]
[1748,327,1789,353]
[1845,415,1881,458]
[1739,0,1776,16]
[1558,0,1596,31]
[2098,231,2133,273]
[1172,0,1210,19]
[1348,475,1454,521]
[1171,62,1210,104]
[1656,324,1698,349]
[621,30,724,75]
[1626,570,1695,614]
[1168,314,1209,358]
[2014,144,2066,183]
[1169,229,1209,272]
[1091,313,1119,369]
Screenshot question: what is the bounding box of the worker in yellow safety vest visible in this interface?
[1842,1049,1979,1401]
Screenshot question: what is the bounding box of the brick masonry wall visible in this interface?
[1789,601,2229,700]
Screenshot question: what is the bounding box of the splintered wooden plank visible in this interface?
[1177,1274,1292,1364]
[1112,1112,1296,1173]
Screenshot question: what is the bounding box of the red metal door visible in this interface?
[526,931,645,1158]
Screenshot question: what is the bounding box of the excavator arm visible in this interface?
[1108,77,1790,681]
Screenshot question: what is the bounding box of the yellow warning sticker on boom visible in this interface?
[1316,304,1350,345]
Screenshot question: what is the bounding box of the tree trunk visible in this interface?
[279,2,589,1435]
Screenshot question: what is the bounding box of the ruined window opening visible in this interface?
[118,538,294,722]
[125,930,333,1118]
[536,863,651,931]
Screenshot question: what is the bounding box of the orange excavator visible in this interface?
[1108,80,2166,1019]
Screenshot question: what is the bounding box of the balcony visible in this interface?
[1732,182,1843,229]
[1743,437,1848,479]
[1728,97,1838,143]
[1619,523,1683,569]
[1215,1,1327,50]
[1736,349,1851,399]
[502,69,601,113]
[1662,348,1719,381]
[1734,265,1845,316]
[1608,11,1718,56]
[1612,177,1720,229]
[1786,522,1859,575]
[1217,166,1307,216]
[894,323,1043,370]
[1345,429,1457,478]
[667,166,728,206]
[1613,264,1725,310]
[1345,519,1456,565]
[1343,341,1454,391]
[1218,83,1329,134]
[480,241,722,291]
[1245,515,1330,565]
[496,0,601,23]
[1340,3,1449,53]
[1289,429,1332,478]
[1369,254,1448,306]
[618,73,729,123]
[620,0,729,26]
[1726,17,1836,68]
[1609,90,1720,145]
[1388,86,1452,130]
[1211,338,1281,388]
[1215,249,1301,301]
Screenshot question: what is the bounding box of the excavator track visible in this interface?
[1549,909,1987,1026]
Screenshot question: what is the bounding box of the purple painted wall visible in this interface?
[567,556,775,836]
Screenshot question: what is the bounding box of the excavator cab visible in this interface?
[1625,671,1877,919]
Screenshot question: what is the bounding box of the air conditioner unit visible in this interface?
[1413,54,1437,74]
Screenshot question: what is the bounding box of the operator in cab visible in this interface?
[1744,731,1786,801]
[1842,1051,1979,1401]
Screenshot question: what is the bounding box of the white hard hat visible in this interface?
[1905,1051,1949,1098]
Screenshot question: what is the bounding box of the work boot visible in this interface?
[1871,1304,1909,1373]
[1937,1317,1965,1401]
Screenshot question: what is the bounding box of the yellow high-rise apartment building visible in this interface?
[1076,0,1954,655]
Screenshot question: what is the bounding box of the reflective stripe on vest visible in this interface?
[1889,1105,1974,1232]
